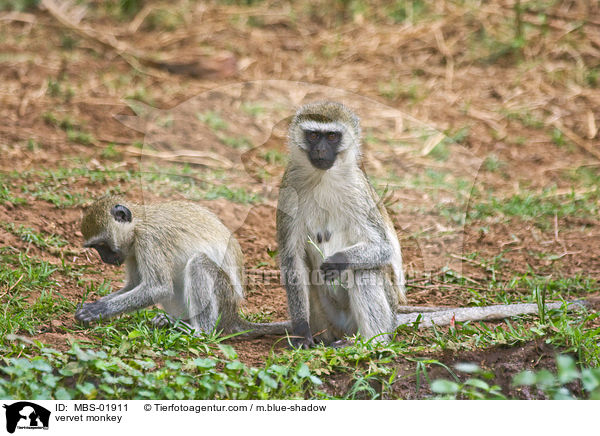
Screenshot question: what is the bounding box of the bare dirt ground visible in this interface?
[1,0,599,397]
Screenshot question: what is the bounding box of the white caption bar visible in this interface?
[0,400,595,436]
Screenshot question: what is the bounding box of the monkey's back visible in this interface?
[132,201,244,298]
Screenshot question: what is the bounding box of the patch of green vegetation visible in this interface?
[262,149,287,165]
[430,362,505,399]
[241,102,265,117]
[101,144,122,160]
[11,166,132,208]
[140,166,259,204]
[562,166,600,186]
[585,68,599,88]
[432,355,600,400]
[60,33,78,50]
[501,108,545,129]
[197,111,228,132]
[321,37,342,59]
[0,249,73,341]
[378,78,423,103]
[144,8,184,31]
[101,0,144,20]
[0,0,38,12]
[385,0,428,23]
[219,135,252,149]
[47,79,74,102]
[66,129,95,145]
[0,246,597,399]
[550,127,574,151]
[204,185,260,204]
[27,139,39,152]
[466,12,531,65]
[0,338,323,399]
[513,355,600,399]
[0,183,27,206]
[43,112,95,145]
[241,311,274,323]
[483,154,505,172]
[423,141,450,162]
[125,86,154,105]
[465,189,599,228]
[3,223,68,251]
[217,0,265,5]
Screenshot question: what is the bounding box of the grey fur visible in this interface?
[277,101,406,347]
[277,101,587,348]
[77,195,291,338]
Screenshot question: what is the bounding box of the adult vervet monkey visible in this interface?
[77,195,291,338]
[276,101,586,348]
[277,101,406,348]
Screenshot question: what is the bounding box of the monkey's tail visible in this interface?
[234,318,293,339]
[395,300,588,329]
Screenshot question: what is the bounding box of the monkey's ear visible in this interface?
[111,205,132,223]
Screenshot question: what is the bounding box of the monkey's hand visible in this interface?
[320,251,350,282]
[75,301,110,324]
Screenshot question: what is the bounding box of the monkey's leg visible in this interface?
[348,269,395,343]
[180,253,222,334]
[281,254,314,348]
[307,285,341,345]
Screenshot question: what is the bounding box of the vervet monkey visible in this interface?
[76,195,291,338]
[276,101,587,348]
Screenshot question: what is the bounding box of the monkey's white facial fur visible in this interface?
[289,101,361,172]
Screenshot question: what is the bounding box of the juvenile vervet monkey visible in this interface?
[76,195,291,338]
[276,101,586,348]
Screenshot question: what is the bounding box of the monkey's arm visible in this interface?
[395,301,587,328]
[94,281,137,303]
[321,241,391,274]
[75,282,171,324]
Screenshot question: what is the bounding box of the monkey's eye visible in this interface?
[305,131,321,144]
[326,132,341,145]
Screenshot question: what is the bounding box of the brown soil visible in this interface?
[1,1,599,391]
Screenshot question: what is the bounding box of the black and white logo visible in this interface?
[3,402,50,434]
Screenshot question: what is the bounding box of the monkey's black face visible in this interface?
[304,130,342,170]
[91,242,125,266]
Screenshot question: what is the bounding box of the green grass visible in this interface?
[0,182,28,206]
[466,189,599,228]
[431,356,600,399]
[3,223,68,251]
[43,111,95,145]
[219,135,253,149]
[0,250,73,341]
[197,110,228,132]
[0,243,598,399]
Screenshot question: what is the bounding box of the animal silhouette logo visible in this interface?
[2,402,50,433]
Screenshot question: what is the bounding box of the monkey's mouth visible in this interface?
[95,246,125,266]
[309,157,335,170]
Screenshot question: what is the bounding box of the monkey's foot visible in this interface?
[331,338,354,348]
[151,313,172,329]
[288,336,315,349]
